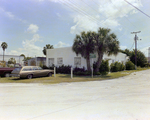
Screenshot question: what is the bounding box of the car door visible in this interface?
[37,67,47,77]
[32,66,40,77]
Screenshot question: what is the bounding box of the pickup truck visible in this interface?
[0,68,15,77]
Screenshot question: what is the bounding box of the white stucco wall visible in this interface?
[46,47,128,69]
[46,47,87,68]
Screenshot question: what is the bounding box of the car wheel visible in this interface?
[27,74,33,79]
[4,73,10,77]
[48,72,52,77]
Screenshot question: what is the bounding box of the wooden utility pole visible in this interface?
[131,31,141,70]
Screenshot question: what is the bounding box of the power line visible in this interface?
[124,0,150,19]
[67,0,111,27]
[129,42,134,50]
[110,0,137,29]
[58,0,105,27]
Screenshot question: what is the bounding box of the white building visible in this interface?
[0,55,24,66]
[46,47,129,69]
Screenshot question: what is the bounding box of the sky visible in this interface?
[0,0,150,57]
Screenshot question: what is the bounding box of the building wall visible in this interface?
[46,47,128,69]
[46,47,87,68]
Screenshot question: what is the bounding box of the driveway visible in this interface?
[0,69,150,120]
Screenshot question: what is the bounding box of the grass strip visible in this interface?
[0,67,149,84]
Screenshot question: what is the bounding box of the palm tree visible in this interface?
[72,31,95,71]
[1,42,8,62]
[94,28,120,72]
[42,44,54,56]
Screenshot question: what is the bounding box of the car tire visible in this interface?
[27,74,33,79]
[4,73,10,77]
[48,72,52,77]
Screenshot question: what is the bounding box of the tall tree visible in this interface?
[72,31,95,71]
[1,42,8,62]
[119,49,131,56]
[121,49,147,67]
[42,44,54,56]
[8,58,16,64]
[94,28,120,72]
[20,54,25,59]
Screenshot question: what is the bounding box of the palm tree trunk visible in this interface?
[95,52,103,72]
[3,50,4,62]
[86,56,91,71]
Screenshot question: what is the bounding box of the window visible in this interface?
[38,67,43,70]
[74,57,81,66]
[57,58,63,65]
[48,58,54,66]
[32,66,38,70]
[22,67,32,71]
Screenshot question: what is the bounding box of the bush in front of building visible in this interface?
[99,60,110,75]
[110,61,125,72]
[56,65,71,74]
[93,60,110,75]
[125,61,135,70]
[42,65,49,69]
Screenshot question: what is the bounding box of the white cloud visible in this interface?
[42,0,142,34]
[56,13,61,17]
[0,7,28,24]
[27,24,39,34]
[54,41,70,48]
[61,0,142,34]
[140,47,150,57]
[0,7,15,19]
[8,34,43,57]
[120,45,127,50]
[70,15,99,34]
[98,0,142,18]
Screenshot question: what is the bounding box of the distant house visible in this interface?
[28,57,46,66]
[0,54,24,66]
[147,57,150,63]
[46,47,129,69]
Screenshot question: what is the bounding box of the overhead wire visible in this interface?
[58,0,147,51]
[129,42,134,50]
[58,0,107,27]
[124,0,150,19]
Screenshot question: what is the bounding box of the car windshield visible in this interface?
[12,67,22,72]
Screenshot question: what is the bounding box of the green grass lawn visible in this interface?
[0,67,149,84]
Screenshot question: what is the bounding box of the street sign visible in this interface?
[90,54,96,58]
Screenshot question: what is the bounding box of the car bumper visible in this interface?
[10,74,20,77]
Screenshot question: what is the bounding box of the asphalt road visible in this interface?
[0,69,150,120]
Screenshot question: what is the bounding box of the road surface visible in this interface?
[0,69,150,120]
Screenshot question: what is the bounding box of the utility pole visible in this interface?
[131,31,141,70]
[148,47,150,63]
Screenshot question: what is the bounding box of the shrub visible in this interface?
[56,65,71,74]
[74,70,91,76]
[110,61,125,72]
[125,61,135,70]
[42,65,49,69]
[73,67,85,73]
[39,61,43,68]
[99,60,110,75]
